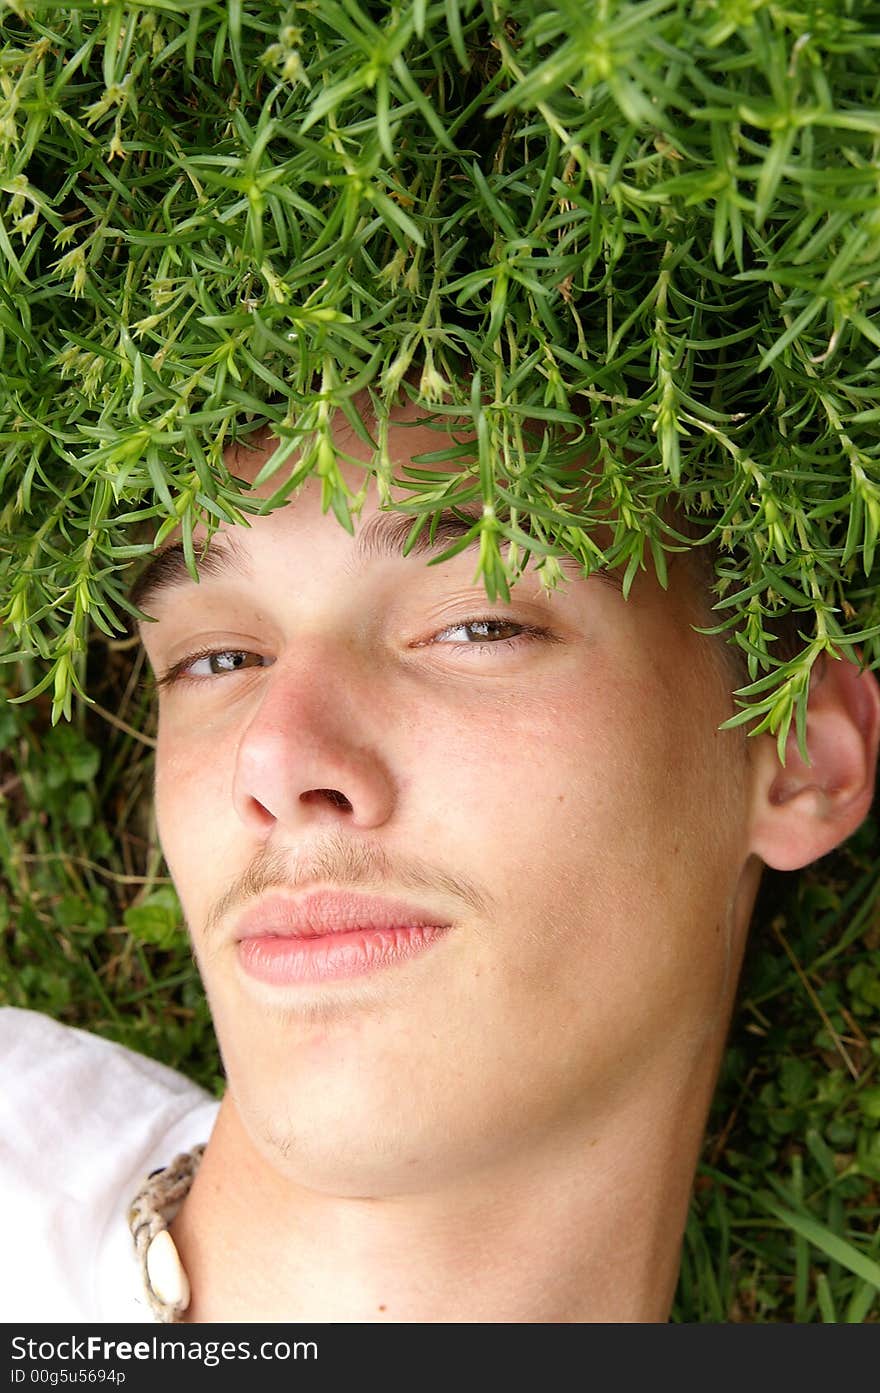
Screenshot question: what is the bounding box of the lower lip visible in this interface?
[236,925,450,985]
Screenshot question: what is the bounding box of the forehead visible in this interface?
[128,407,703,629]
[130,410,594,614]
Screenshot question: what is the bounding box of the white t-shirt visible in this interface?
[0,1007,220,1322]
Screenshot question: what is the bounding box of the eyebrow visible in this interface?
[128,506,612,618]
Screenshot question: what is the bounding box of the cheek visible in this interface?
[422,664,736,941]
[462,670,662,807]
[403,673,638,890]
[153,722,235,888]
[402,682,598,798]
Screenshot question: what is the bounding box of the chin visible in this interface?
[239,1094,465,1197]
[223,1052,526,1198]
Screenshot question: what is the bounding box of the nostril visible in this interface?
[301,788,353,811]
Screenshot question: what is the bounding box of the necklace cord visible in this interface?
[128,1144,206,1323]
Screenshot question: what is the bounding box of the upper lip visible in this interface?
[234,890,451,940]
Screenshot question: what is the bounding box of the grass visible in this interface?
[1,630,878,1322]
[0,637,220,1092]
[676,824,880,1322]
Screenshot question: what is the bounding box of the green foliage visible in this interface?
[123,885,185,949]
[674,817,880,1322]
[0,647,219,1092]
[0,1,878,746]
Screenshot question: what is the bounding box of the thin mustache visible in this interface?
[204,830,489,940]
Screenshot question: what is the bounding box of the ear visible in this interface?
[748,652,880,872]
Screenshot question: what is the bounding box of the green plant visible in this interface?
[0,1,878,751]
[0,645,221,1091]
[675,814,880,1322]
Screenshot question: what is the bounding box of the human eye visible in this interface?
[421,616,554,652]
[155,648,272,690]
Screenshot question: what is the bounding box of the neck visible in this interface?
[170,1054,722,1323]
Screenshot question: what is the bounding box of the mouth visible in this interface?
[233,890,453,986]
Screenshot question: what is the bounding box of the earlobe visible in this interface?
[748,652,880,872]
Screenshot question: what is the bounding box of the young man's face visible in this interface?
[137,413,768,1195]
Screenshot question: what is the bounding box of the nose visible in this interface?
[231,646,397,835]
